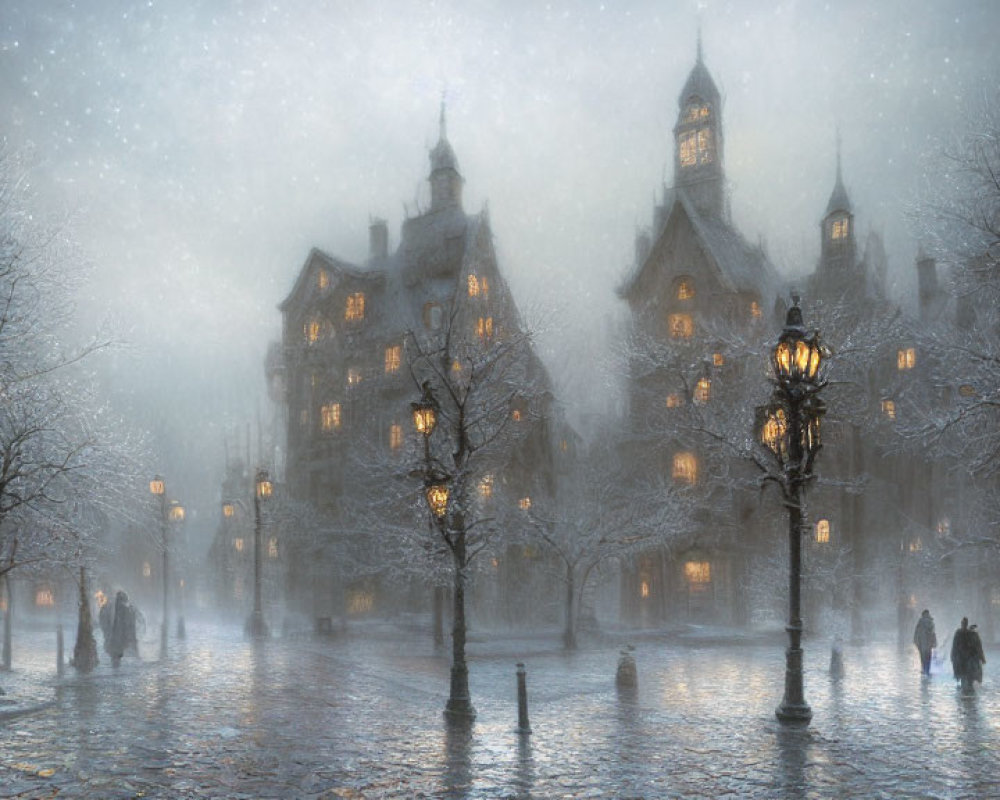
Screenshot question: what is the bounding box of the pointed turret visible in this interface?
[673,32,725,218]
[819,136,856,277]
[429,100,463,211]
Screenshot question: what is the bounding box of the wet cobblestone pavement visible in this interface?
[0,622,998,798]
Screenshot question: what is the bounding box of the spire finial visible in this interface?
[835,127,842,183]
[439,91,447,142]
[696,25,703,63]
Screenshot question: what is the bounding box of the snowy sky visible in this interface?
[1,0,998,540]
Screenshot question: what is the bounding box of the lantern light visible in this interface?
[772,305,825,384]
[425,482,449,520]
[168,501,185,522]
[222,501,235,519]
[256,469,273,500]
[150,476,165,496]
[411,382,439,437]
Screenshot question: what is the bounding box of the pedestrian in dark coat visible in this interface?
[951,617,987,691]
[106,590,138,667]
[913,609,937,675]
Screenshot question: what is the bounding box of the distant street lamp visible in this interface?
[149,476,170,654]
[413,385,447,650]
[247,468,272,639]
[756,301,827,725]
[168,500,186,639]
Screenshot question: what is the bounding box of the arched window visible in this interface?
[676,277,695,300]
[815,519,830,543]
[830,216,849,240]
[672,451,698,484]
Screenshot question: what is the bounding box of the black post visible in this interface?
[445,515,475,720]
[2,575,11,670]
[516,662,531,734]
[248,490,269,638]
[160,496,169,656]
[433,584,445,649]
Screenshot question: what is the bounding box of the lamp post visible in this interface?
[247,468,272,638]
[756,301,827,725]
[412,385,475,720]
[413,387,446,649]
[168,500,186,639]
[149,475,169,654]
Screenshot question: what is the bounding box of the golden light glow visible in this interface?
[897,347,916,370]
[672,451,698,485]
[347,367,361,386]
[679,128,714,167]
[478,474,494,499]
[168,501,185,522]
[815,519,830,543]
[519,496,532,510]
[831,217,849,240]
[234,538,245,552]
[34,588,55,607]
[937,518,950,537]
[451,359,462,373]
[317,269,329,289]
[95,589,107,608]
[666,393,684,408]
[268,537,278,559]
[256,470,273,499]
[640,580,650,599]
[149,476,165,496]
[222,502,235,519]
[321,402,342,431]
[389,423,403,450]
[909,537,923,553]
[143,561,152,578]
[882,399,896,420]
[761,408,787,452]
[694,377,711,405]
[476,316,494,340]
[668,313,693,338]
[412,405,436,436]
[684,561,711,584]
[384,344,401,373]
[512,409,522,422]
[468,274,480,297]
[426,483,449,519]
[775,341,791,376]
[345,292,365,321]
[751,300,762,319]
[677,279,694,300]
[304,318,321,343]
[713,353,725,367]
[347,590,374,615]
[684,101,710,123]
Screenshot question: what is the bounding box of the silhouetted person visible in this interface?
[98,592,113,649]
[106,590,138,667]
[951,617,986,692]
[913,609,937,676]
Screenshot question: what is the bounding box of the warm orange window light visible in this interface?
[677,280,694,300]
[478,474,494,499]
[451,359,462,373]
[234,538,245,553]
[909,537,923,553]
[35,588,55,607]
[666,393,684,409]
[713,353,725,367]
[348,590,375,615]
[831,217,849,240]
[321,402,341,431]
[640,580,650,599]
[672,451,698,484]
[937,518,950,537]
[750,300,762,319]
[512,409,522,422]
[345,292,365,321]
[684,561,711,584]
[304,318,321,343]
[384,345,401,373]
[815,519,830,543]
[149,476,165,496]
[668,313,693,338]
[684,102,710,123]
[882,399,896,420]
[222,502,235,519]
[317,269,329,289]
[467,274,480,297]
[389,424,403,450]
[476,317,494,340]
[347,368,361,386]
[897,347,916,370]
[268,537,278,559]
[519,496,532,511]
[694,377,711,404]
[168,501,185,522]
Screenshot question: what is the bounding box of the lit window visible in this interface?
[476,316,494,340]
[347,367,361,386]
[909,537,923,553]
[233,538,245,553]
[684,561,711,584]
[481,277,489,296]
[268,537,278,559]
[896,347,916,370]
[640,580,650,599]
[479,474,494,499]
[345,292,365,321]
[320,402,341,431]
[143,562,152,577]
[512,409,522,421]
[468,275,480,297]
[937,518,950,537]
[672,451,698,484]
[347,590,374,615]
[750,301,762,319]
[304,318,321,343]
[666,393,684,408]
[679,131,697,167]
[559,439,568,452]
[677,279,695,300]
[389,423,403,450]
[35,588,55,607]
[882,399,896,420]
[694,377,711,405]
[668,313,694,338]
[317,269,329,290]
[424,302,442,329]
[696,128,714,163]
[713,353,725,367]
[831,217,849,240]
[384,345,401,373]
[519,496,532,510]
[815,519,830,543]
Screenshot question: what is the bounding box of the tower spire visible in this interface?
[439,92,447,142]
[696,25,703,63]
[835,126,842,185]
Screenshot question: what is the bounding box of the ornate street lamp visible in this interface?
[757,301,827,725]
[168,500,187,638]
[150,475,170,654]
[247,468,271,638]
[425,482,450,520]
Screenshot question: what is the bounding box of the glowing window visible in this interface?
[882,399,896,420]
[233,538,245,553]
[304,318,321,344]
[384,345,401,373]
[750,301,762,319]
[268,537,278,559]
[897,347,916,370]
[35,588,55,607]
[679,131,698,167]
[317,269,329,290]
[512,409,522,422]
[831,217,849,240]
[937,518,950,537]
[694,377,711,405]
[672,451,698,484]
[345,292,365,321]
[389,423,403,450]
[666,393,684,408]
[696,128,714,163]
[677,279,695,300]
[481,277,489,296]
[815,519,830,543]
[320,402,341,431]
[468,275,480,297]
[668,313,694,339]
[684,561,711,584]
[347,367,361,386]
[519,496,532,510]
[640,580,650,599]
[909,537,923,553]
[684,101,710,123]
[713,353,725,367]
[476,316,494,340]
[479,474,494,499]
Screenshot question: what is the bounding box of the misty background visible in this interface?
[1,0,998,549]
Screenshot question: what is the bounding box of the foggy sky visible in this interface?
[1,0,998,545]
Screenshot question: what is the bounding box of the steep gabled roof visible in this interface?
[278,248,383,313]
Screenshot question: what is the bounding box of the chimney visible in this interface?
[369,218,388,261]
[915,250,938,322]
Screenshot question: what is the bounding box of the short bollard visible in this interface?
[829,637,844,679]
[56,624,64,677]
[516,662,531,734]
[616,645,637,691]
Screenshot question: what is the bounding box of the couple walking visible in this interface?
[913,610,986,691]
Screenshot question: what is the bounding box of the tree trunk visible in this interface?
[563,564,577,650]
[72,566,98,673]
[2,575,11,671]
[445,522,474,719]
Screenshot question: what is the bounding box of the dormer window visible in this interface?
[831,217,849,240]
[345,292,365,321]
[317,269,329,290]
[897,347,916,370]
[676,279,695,300]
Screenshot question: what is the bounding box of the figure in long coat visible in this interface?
[913,609,937,675]
[951,617,986,692]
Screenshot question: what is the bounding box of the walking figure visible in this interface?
[913,609,937,676]
[106,590,139,667]
[950,617,986,693]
